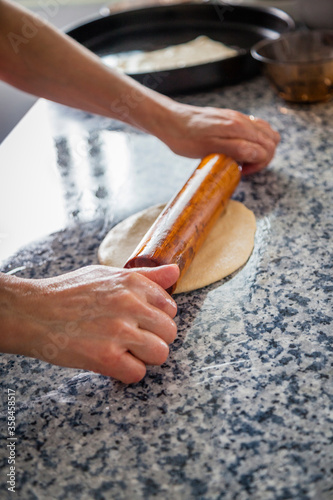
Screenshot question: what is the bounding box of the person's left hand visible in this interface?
[155,102,280,174]
[0,265,179,384]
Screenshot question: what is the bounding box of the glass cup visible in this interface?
[251,30,333,103]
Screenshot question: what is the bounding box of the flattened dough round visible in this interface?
[98,200,256,294]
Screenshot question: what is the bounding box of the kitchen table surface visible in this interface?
[0,76,332,500]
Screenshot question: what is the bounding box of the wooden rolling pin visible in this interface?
[124,154,241,293]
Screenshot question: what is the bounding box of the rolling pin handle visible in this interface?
[124,154,241,294]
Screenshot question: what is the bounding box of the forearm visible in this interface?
[0,0,173,136]
[0,273,38,356]
[0,0,280,167]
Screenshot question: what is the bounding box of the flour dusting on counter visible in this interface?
[1,77,332,500]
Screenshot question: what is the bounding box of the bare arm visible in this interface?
[0,0,168,132]
[0,0,279,172]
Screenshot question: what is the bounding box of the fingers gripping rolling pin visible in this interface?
[124,154,242,294]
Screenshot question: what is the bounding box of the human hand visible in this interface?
[0,265,179,384]
[156,103,280,174]
[0,0,278,174]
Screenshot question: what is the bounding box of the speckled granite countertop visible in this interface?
[0,77,332,500]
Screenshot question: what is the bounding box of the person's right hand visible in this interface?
[154,103,280,174]
[0,264,179,384]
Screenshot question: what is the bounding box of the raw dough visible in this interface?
[103,36,238,74]
[98,200,256,293]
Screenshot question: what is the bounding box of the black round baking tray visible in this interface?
[67,2,295,94]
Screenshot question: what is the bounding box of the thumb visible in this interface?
[135,264,180,291]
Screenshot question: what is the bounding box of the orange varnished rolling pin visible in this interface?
[124,154,242,293]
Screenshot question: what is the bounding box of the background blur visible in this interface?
[0,0,111,142]
[1,0,331,142]
[1,0,198,142]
